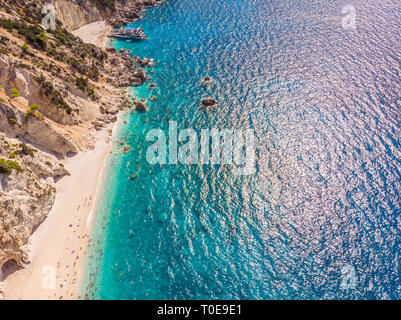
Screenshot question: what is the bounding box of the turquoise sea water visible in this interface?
[83,0,401,299]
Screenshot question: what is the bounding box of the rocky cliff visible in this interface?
[0,131,70,272]
[0,94,78,156]
[55,0,164,30]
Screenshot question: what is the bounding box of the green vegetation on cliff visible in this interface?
[0,15,107,101]
[36,76,73,115]
[90,0,117,12]
[0,18,48,50]
[25,104,44,120]
[10,88,20,97]
[19,143,35,157]
[0,158,23,175]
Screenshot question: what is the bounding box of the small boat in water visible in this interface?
[108,27,146,40]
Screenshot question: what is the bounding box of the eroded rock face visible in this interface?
[0,133,70,270]
[55,0,113,30]
[0,100,78,157]
[0,55,77,126]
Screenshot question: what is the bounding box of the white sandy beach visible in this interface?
[1,21,117,300]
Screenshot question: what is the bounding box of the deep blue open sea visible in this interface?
[83,0,401,299]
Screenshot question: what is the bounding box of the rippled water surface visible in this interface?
[84,0,401,299]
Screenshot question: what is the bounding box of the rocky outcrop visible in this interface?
[135,101,147,111]
[201,97,219,108]
[0,132,70,272]
[133,97,147,111]
[108,0,165,27]
[138,58,155,67]
[104,52,147,87]
[203,76,212,84]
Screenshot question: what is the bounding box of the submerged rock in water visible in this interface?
[130,173,137,179]
[158,212,168,223]
[201,97,219,108]
[203,76,212,83]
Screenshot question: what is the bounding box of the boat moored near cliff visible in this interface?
[108,27,147,40]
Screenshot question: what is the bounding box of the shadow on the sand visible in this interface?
[0,259,22,282]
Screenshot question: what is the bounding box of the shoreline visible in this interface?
[1,118,120,299]
[1,21,121,300]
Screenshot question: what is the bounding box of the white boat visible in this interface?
[108,27,146,40]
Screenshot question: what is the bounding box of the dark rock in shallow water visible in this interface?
[135,101,147,111]
[130,173,137,179]
[134,68,147,82]
[138,58,154,67]
[149,83,156,89]
[150,96,156,101]
[203,76,212,83]
[201,97,219,108]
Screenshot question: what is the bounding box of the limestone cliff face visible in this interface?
[55,0,113,30]
[0,55,78,125]
[55,0,163,30]
[0,98,78,156]
[0,132,70,271]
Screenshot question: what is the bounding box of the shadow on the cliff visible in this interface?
[15,136,79,161]
[0,259,22,282]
